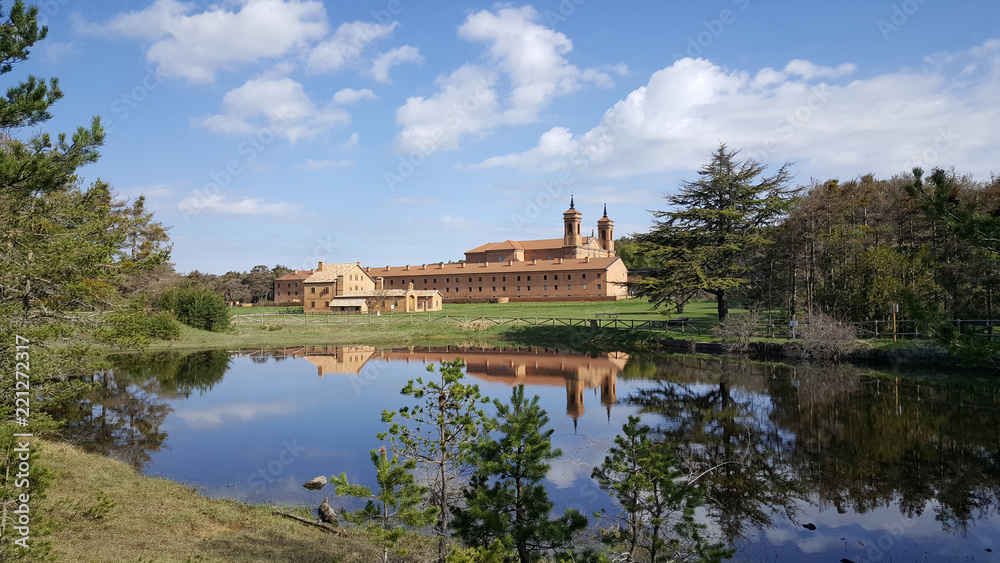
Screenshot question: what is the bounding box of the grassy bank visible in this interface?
[34,439,433,563]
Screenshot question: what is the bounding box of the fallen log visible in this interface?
[271,511,346,536]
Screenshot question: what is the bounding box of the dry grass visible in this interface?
[455,319,496,331]
[37,440,436,563]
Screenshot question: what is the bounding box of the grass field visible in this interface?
[142,298,730,352]
[34,439,433,563]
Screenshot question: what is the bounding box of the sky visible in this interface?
[16,0,1000,274]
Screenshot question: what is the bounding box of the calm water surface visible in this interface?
[75,347,1000,562]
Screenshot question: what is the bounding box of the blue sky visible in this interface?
[20,0,1000,273]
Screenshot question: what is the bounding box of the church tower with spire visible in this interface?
[597,203,614,253]
[562,195,583,255]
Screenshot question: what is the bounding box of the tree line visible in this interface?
[619,143,999,327]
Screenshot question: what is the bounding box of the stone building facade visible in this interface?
[367,200,628,302]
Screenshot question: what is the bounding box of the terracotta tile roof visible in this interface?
[304,263,368,283]
[368,256,623,276]
[275,270,315,281]
[465,237,600,254]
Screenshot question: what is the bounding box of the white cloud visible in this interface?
[332,88,377,105]
[394,5,617,155]
[98,0,327,82]
[338,132,360,150]
[471,41,1000,180]
[200,77,350,143]
[307,20,397,73]
[369,45,424,83]
[297,159,355,170]
[178,193,299,217]
[387,197,443,206]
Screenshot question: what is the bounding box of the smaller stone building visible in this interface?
[301,262,442,313]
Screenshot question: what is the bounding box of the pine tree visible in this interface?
[380,359,494,563]
[631,143,797,320]
[592,416,732,563]
[453,385,586,563]
[331,446,439,563]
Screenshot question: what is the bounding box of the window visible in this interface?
[433,279,437,283]
[527,275,531,281]
[479,287,482,292]
[517,286,520,291]
[479,277,482,282]
[469,277,473,282]
[544,285,548,290]
[582,274,587,279]
[492,277,496,282]
[567,274,572,280]
[390,280,394,285]
[277,292,281,297]
[555,285,559,290]
[568,285,572,290]
[554,275,559,280]
[311,301,315,308]
[324,301,329,307]
[527,286,531,291]
[502,276,506,282]
[502,286,506,291]
[446,288,449,292]
[598,284,601,289]
[456,287,459,293]
[583,284,587,290]
[598,273,602,278]
[446,278,450,283]
[517,276,521,281]
[310,287,315,294]
[424,279,428,284]
[543,275,548,281]
[492,287,496,292]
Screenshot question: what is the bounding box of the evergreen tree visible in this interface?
[380,359,494,563]
[331,446,439,563]
[593,416,732,563]
[632,143,796,320]
[453,385,586,563]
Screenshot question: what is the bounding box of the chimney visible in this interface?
[558,258,563,264]
[585,256,590,263]
[460,262,466,268]
[532,259,537,265]
[376,277,384,291]
[318,261,325,271]
[335,274,344,296]
[405,265,411,271]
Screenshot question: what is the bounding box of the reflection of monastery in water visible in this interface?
[275,345,626,424]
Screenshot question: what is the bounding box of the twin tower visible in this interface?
[563,196,615,257]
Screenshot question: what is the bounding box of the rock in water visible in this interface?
[318,497,338,526]
[303,476,327,490]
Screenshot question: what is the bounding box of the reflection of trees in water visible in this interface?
[62,351,232,470]
[626,356,1000,541]
[776,371,1000,534]
[625,357,801,543]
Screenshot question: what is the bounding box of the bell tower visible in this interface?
[562,195,582,253]
[597,203,614,253]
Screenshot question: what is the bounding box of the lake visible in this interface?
[73,346,1000,561]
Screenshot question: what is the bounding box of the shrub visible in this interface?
[94,299,182,347]
[786,311,866,361]
[156,286,229,332]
